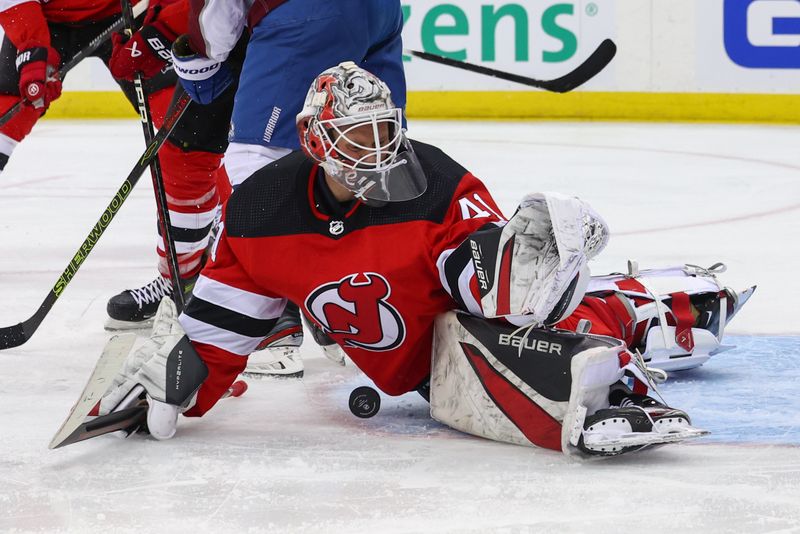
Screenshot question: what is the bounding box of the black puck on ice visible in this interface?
[349,386,380,418]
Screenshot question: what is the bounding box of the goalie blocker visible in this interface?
[430,311,708,457]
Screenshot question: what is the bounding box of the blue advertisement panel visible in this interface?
[724,0,800,68]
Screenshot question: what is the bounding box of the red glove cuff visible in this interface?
[0,2,51,50]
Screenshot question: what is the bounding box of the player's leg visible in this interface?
[105,83,238,329]
[101,37,238,328]
[558,263,755,372]
[430,311,706,457]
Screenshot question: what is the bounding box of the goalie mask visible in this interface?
[297,62,427,202]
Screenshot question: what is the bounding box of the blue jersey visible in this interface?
[229,0,406,150]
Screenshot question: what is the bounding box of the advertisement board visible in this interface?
[1,0,797,121]
[402,0,616,91]
[697,0,800,93]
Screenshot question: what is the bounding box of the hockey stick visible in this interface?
[0,0,149,128]
[51,380,248,450]
[0,88,191,350]
[120,0,186,313]
[50,333,247,451]
[404,39,617,93]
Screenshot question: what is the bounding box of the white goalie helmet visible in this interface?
[296,61,427,202]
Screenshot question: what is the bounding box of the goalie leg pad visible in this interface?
[430,311,625,454]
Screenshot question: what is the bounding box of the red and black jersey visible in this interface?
[180,140,506,416]
[0,0,187,50]
[0,0,119,47]
[0,0,119,24]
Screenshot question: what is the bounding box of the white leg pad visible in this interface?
[430,311,624,455]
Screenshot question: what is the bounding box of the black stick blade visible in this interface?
[50,406,147,449]
[0,323,27,350]
[406,38,617,94]
[539,39,617,93]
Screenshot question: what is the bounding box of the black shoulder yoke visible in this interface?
[224,141,471,239]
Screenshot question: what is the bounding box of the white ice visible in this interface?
[1,120,799,533]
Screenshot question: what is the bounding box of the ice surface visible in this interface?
[1,120,798,533]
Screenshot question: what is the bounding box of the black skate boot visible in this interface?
[577,388,707,456]
[302,314,347,366]
[246,302,305,378]
[689,286,756,337]
[578,407,654,456]
[105,274,196,331]
[609,388,694,434]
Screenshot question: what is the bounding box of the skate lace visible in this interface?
[684,262,727,278]
[129,276,172,307]
[624,349,669,405]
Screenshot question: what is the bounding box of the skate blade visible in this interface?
[322,344,347,366]
[104,317,155,332]
[584,426,709,450]
[242,369,304,379]
[727,285,756,324]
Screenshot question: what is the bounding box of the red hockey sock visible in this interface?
[156,141,222,279]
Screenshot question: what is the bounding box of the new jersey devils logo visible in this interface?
[305,273,406,351]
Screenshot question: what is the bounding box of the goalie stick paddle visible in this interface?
[48,333,137,449]
[405,38,617,93]
[0,88,191,351]
[51,345,248,451]
[0,0,149,128]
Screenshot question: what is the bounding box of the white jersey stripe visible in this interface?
[436,247,483,316]
[457,262,483,316]
[179,314,260,356]
[436,248,455,296]
[158,236,210,254]
[168,208,217,230]
[192,275,286,320]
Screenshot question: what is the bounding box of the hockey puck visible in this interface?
[349,386,380,418]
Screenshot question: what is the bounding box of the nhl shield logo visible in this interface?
[329,220,344,236]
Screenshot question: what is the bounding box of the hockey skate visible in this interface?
[303,314,347,366]
[245,303,305,378]
[105,274,196,331]
[577,389,708,456]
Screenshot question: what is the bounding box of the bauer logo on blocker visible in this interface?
[724,0,800,68]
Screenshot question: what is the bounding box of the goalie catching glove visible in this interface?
[97,298,208,440]
[469,192,609,324]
